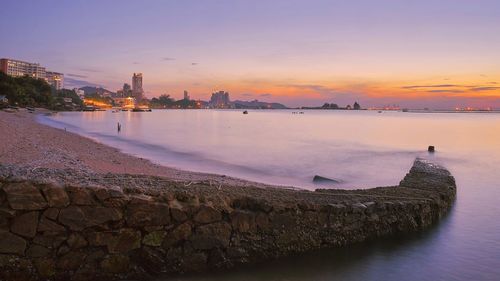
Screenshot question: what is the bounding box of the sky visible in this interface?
[1,0,499,108]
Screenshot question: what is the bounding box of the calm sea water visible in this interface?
[40,110,500,281]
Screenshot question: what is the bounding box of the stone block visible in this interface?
[101,254,130,273]
[162,222,192,248]
[66,186,98,205]
[40,183,70,208]
[38,216,66,233]
[126,201,170,227]
[193,205,221,224]
[0,230,27,255]
[11,211,39,238]
[143,230,167,247]
[59,205,122,230]
[3,182,47,210]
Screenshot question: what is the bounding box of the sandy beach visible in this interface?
[0,109,277,189]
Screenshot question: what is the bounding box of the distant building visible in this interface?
[1,58,64,90]
[353,102,361,110]
[46,71,64,90]
[0,95,8,104]
[123,83,132,97]
[132,73,143,100]
[74,88,85,99]
[209,91,231,108]
[0,58,46,79]
[183,90,190,101]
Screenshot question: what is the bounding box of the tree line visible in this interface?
[0,72,83,110]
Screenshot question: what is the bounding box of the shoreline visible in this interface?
[0,110,288,190]
[0,109,457,280]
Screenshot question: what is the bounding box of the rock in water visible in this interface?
[312,175,341,184]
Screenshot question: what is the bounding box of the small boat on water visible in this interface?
[132,107,152,112]
[243,110,248,114]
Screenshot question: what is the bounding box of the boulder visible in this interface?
[92,185,124,202]
[108,229,141,253]
[26,245,51,258]
[162,222,192,248]
[143,230,167,247]
[38,216,66,233]
[231,210,255,232]
[66,186,98,205]
[190,222,232,250]
[101,255,130,274]
[67,233,88,249]
[59,206,122,230]
[34,258,56,278]
[312,175,341,184]
[56,251,86,271]
[11,211,39,238]
[42,208,60,220]
[33,234,67,249]
[0,230,27,255]
[40,183,69,208]
[193,205,221,224]
[3,182,47,210]
[126,201,170,227]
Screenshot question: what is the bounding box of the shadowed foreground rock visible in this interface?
[0,158,456,280]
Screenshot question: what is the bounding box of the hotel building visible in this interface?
[0,58,64,89]
[46,71,64,90]
[0,58,46,79]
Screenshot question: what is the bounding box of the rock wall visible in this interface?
[0,159,456,280]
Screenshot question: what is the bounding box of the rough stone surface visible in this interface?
[3,182,47,210]
[126,201,170,227]
[193,205,221,224]
[58,205,122,230]
[143,230,167,247]
[41,183,70,208]
[0,159,456,280]
[11,211,39,238]
[0,230,27,255]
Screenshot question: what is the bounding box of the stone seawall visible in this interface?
[0,159,456,280]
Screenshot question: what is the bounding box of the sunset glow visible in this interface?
[1,0,499,108]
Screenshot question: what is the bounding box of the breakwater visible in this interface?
[0,159,456,280]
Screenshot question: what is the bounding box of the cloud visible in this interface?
[66,73,88,79]
[241,93,254,97]
[162,57,175,61]
[470,87,500,92]
[402,84,459,89]
[65,77,100,88]
[191,62,198,66]
[427,89,464,93]
[77,67,102,73]
[260,93,272,97]
[132,62,140,65]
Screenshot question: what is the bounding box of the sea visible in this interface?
[39,109,500,281]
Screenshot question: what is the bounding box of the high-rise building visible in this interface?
[132,73,143,100]
[123,83,132,97]
[209,91,231,108]
[46,71,64,90]
[0,58,46,79]
[183,90,190,101]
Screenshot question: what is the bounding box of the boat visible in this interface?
[132,107,152,112]
[243,110,248,114]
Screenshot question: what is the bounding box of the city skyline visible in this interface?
[1,0,499,108]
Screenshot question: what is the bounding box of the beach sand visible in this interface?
[0,109,277,188]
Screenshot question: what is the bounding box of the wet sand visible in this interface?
[0,109,281,189]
